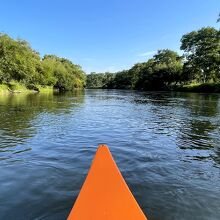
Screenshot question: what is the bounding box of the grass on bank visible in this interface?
[9,81,30,93]
[0,84,9,95]
[178,82,220,93]
[0,81,54,95]
[36,85,54,93]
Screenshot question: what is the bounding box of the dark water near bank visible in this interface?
[0,90,220,220]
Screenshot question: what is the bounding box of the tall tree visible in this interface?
[0,33,86,90]
[42,55,86,90]
[135,50,183,90]
[152,49,183,84]
[0,34,41,84]
[180,27,220,83]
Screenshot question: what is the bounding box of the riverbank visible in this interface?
[175,83,220,93]
[86,82,220,93]
[0,82,54,95]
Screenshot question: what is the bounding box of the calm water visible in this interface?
[0,90,220,220]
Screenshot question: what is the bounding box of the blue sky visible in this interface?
[0,0,219,73]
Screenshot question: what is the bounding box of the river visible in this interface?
[0,89,220,220]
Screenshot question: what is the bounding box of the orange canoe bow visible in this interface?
[68,145,147,220]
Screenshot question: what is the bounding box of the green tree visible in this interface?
[180,27,220,83]
[0,33,86,91]
[42,55,86,90]
[0,34,41,85]
[152,49,183,85]
[86,72,105,88]
[127,63,145,89]
[86,72,115,88]
[113,70,131,89]
[135,50,183,90]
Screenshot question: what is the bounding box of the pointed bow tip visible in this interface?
[98,144,109,151]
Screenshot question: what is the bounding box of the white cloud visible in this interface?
[137,50,157,57]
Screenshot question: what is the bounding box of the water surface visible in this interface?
[0,90,220,220]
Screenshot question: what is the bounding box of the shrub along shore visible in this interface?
[0,81,55,95]
[176,83,220,93]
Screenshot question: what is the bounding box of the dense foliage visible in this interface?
[86,72,115,88]
[86,26,220,91]
[181,27,220,83]
[0,34,86,91]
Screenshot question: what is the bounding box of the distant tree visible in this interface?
[86,72,115,88]
[102,72,115,88]
[217,13,220,22]
[113,70,131,89]
[86,50,183,91]
[180,27,220,83]
[86,72,105,88]
[127,63,146,89]
[42,55,85,90]
[134,60,153,90]
[152,49,183,85]
[135,50,183,90]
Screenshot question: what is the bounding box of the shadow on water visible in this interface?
[0,90,85,161]
[131,91,220,166]
[175,93,220,166]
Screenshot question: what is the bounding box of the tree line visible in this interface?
[0,19,219,92]
[87,25,220,91]
[0,34,86,91]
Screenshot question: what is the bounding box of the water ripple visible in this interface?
[0,90,220,219]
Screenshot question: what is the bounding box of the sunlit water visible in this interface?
[0,90,220,220]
